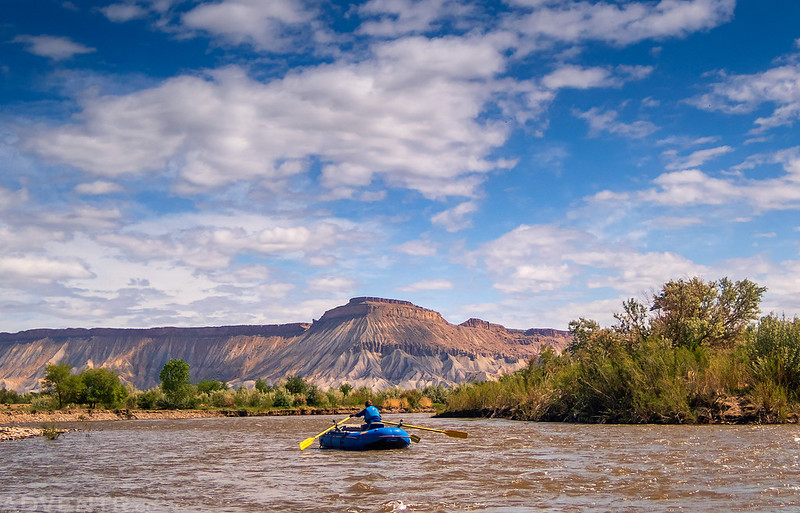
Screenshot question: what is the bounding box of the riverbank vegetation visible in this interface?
[442,277,800,423]
[1,359,444,414]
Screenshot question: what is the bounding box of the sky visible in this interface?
[1,0,800,333]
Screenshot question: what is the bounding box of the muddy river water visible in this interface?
[1,414,799,512]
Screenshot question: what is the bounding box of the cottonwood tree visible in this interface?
[650,277,765,349]
[159,359,192,408]
[42,363,84,408]
[80,368,128,408]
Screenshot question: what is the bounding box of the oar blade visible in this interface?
[299,437,316,450]
[444,430,468,439]
[409,434,421,443]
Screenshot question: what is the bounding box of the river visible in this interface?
[1,414,799,512]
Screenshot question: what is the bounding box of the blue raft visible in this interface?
[319,423,410,451]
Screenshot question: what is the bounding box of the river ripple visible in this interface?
[1,414,799,512]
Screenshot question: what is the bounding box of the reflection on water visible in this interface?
[2,414,800,512]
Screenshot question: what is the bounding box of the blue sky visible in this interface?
[2,0,800,332]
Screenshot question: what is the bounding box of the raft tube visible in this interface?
[319,425,410,450]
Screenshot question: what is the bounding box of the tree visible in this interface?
[197,379,227,394]
[567,318,601,354]
[159,359,192,408]
[254,378,270,394]
[42,363,84,408]
[80,368,128,408]
[650,277,765,349]
[339,383,353,397]
[284,375,309,395]
[613,298,651,344]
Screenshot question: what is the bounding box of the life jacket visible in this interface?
[363,405,381,424]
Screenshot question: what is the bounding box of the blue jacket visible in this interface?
[354,405,381,424]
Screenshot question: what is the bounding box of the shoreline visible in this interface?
[0,405,436,431]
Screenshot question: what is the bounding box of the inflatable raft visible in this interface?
[319,423,410,450]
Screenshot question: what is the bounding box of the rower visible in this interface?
[353,400,382,430]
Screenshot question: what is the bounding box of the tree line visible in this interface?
[0,357,446,412]
[442,277,800,423]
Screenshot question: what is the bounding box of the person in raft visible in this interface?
[353,400,382,429]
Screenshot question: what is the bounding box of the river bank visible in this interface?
[0,405,435,430]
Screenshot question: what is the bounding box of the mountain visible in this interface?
[0,297,571,392]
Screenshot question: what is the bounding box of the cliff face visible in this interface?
[0,297,571,392]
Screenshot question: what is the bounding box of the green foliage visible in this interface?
[339,383,353,396]
[651,277,765,349]
[305,385,324,406]
[42,363,85,408]
[272,387,292,408]
[284,375,309,395]
[41,423,63,440]
[135,388,163,409]
[0,387,23,404]
[747,315,800,400]
[422,385,448,405]
[254,378,270,394]
[197,379,227,394]
[80,368,128,408]
[441,277,800,424]
[567,318,600,354]
[159,359,193,408]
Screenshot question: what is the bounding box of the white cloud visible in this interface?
[306,276,359,293]
[359,0,465,37]
[574,107,658,138]
[690,62,800,131]
[0,256,93,282]
[400,278,454,291]
[662,145,733,170]
[12,35,95,61]
[542,65,615,90]
[511,0,736,47]
[101,4,147,22]
[181,0,314,51]
[431,201,479,232]
[27,35,515,200]
[74,181,124,195]
[395,240,438,256]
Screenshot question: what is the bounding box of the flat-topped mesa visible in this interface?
[460,318,506,330]
[316,297,445,324]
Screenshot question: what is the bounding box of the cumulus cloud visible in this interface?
[574,107,658,138]
[690,61,800,132]
[26,35,517,199]
[12,35,95,60]
[475,223,707,297]
[181,0,315,51]
[510,0,736,47]
[358,0,466,37]
[431,201,479,232]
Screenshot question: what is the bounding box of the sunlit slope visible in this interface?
[0,298,569,392]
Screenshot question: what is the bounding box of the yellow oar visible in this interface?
[383,420,468,439]
[299,416,351,450]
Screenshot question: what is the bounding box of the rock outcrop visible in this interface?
[0,297,571,392]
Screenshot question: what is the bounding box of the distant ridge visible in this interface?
[0,297,571,392]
